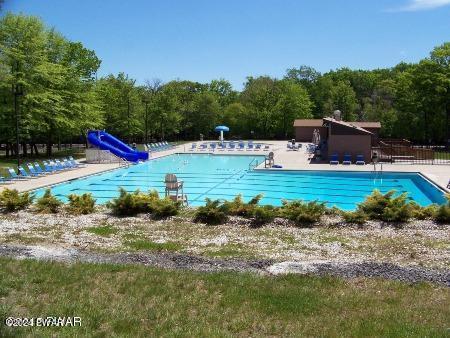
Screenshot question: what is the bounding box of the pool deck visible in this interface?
[1,141,449,193]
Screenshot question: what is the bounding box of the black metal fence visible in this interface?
[372,143,450,165]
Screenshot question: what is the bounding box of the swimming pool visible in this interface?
[34,154,446,210]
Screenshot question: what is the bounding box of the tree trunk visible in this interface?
[46,131,53,157]
[22,142,27,157]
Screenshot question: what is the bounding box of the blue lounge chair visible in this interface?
[228,143,235,151]
[355,155,365,165]
[42,161,57,173]
[263,145,270,151]
[18,166,37,178]
[329,153,339,165]
[255,144,262,151]
[247,143,254,150]
[0,176,11,184]
[210,143,216,151]
[27,163,45,176]
[33,162,49,175]
[218,143,226,151]
[7,168,27,180]
[189,143,196,151]
[199,143,207,151]
[238,142,245,151]
[343,154,352,165]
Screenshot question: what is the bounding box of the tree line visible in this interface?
[0,13,449,157]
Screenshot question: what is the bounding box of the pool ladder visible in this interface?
[248,158,259,170]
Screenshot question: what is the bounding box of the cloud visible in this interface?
[388,0,450,12]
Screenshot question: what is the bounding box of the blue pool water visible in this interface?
[34,154,446,210]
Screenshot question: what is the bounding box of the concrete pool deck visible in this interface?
[1,141,449,193]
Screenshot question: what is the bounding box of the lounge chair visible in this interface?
[33,162,49,175]
[355,155,365,165]
[263,145,270,151]
[7,168,28,180]
[228,143,235,151]
[68,156,86,167]
[189,143,197,151]
[42,161,56,173]
[27,163,45,176]
[265,152,275,168]
[342,154,352,165]
[247,143,254,151]
[238,142,245,151]
[199,143,207,151]
[55,159,72,170]
[329,153,339,165]
[218,143,226,151]
[287,143,292,150]
[18,166,38,178]
[210,143,216,151]
[255,144,262,151]
[0,176,11,184]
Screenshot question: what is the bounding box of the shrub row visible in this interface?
[0,188,96,215]
[1,188,449,225]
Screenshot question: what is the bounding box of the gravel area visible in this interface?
[1,243,449,286]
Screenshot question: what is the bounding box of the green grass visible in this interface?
[125,239,182,252]
[0,258,449,337]
[86,224,118,237]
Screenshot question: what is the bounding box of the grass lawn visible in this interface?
[1,258,449,337]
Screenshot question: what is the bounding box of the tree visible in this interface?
[274,79,313,138]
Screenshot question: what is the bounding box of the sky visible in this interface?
[2,0,449,89]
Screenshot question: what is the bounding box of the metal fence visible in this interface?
[372,143,450,165]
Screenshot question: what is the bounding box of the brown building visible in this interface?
[294,119,380,144]
[293,117,381,162]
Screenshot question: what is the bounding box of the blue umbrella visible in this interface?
[215,125,229,141]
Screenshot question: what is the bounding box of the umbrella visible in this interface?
[214,125,230,142]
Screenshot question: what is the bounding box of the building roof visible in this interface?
[323,117,373,135]
[352,121,381,128]
[293,119,381,128]
[293,119,324,127]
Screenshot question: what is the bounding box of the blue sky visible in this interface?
[3,0,449,89]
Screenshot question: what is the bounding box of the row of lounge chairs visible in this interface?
[0,157,84,183]
[189,142,270,152]
[329,154,365,165]
[145,141,174,152]
[287,143,303,151]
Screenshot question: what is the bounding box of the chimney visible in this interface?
[333,110,342,121]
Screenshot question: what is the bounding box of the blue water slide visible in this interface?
[87,130,148,162]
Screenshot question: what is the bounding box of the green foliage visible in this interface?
[280,200,326,227]
[357,190,412,222]
[35,189,62,213]
[410,202,438,220]
[253,206,278,226]
[194,198,229,225]
[341,210,367,225]
[106,188,157,216]
[223,194,263,217]
[106,188,179,218]
[434,194,450,224]
[67,193,96,215]
[0,188,34,212]
[149,198,181,219]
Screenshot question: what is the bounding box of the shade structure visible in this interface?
[215,125,229,142]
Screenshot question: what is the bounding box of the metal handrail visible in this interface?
[248,158,259,170]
